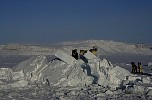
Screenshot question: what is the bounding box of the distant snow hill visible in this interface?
[0,40,152,55]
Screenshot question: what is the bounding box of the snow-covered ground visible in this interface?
[0,40,152,100]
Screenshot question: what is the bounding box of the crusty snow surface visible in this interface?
[0,40,152,100]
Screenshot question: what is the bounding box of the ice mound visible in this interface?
[83,51,131,89]
[11,50,132,89]
[40,59,93,86]
[13,54,93,86]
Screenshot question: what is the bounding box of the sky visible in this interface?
[0,0,152,44]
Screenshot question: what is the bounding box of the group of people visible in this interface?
[131,62,143,74]
[72,48,144,75]
[72,46,98,60]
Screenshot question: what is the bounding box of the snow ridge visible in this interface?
[0,40,152,55]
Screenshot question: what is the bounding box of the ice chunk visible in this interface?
[7,80,28,88]
[12,70,25,81]
[84,51,98,60]
[105,90,113,95]
[142,77,151,84]
[100,58,113,69]
[109,66,130,80]
[134,85,147,93]
[55,50,77,65]
[122,80,130,87]
[146,89,152,96]
[14,55,48,81]
[62,64,94,86]
[0,68,12,81]
[14,55,48,74]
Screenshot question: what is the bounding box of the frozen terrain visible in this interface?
[0,40,152,100]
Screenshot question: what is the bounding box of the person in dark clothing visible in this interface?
[72,49,78,60]
[131,62,138,74]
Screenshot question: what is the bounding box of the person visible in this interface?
[138,62,143,73]
[79,50,88,63]
[89,46,98,56]
[131,62,138,74]
[72,49,78,60]
[80,50,87,56]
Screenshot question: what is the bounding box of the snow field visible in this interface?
[0,40,152,100]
